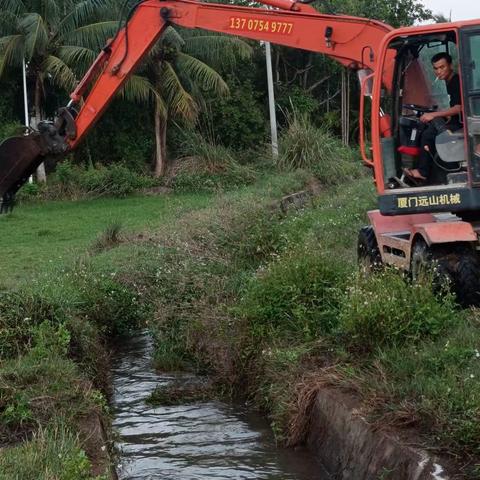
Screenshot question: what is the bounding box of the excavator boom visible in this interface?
[0,0,393,209]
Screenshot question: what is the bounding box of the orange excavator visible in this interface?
[1,0,480,303]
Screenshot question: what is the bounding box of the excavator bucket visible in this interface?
[0,134,44,213]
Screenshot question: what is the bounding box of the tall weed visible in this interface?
[277,114,363,185]
[337,269,459,353]
[237,249,346,342]
[171,133,256,192]
[0,424,98,480]
[0,291,66,359]
[369,316,480,454]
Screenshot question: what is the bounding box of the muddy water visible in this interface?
[112,333,329,480]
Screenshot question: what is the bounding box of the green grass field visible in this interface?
[0,193,212,288]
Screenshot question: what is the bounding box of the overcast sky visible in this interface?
[421,0,480,21]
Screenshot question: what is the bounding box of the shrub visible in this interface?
[237,250,346,341]
[277,114,363,185]
[0,424,97,480]
[0,291,66,359]
[76,270,148,335]
[17,162,157,202]
[201,78,267,150]
[16,181,42,201]
[0,122,23,141]
[337,269,459,353]
[277,85,319,116]
[77,163,154,197]
[171,133,256,192]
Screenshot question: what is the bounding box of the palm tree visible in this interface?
[123,27,252,177]
[0,0,119,180]
[0,1,252,178]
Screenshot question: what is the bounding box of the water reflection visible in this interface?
[112,333,328,480]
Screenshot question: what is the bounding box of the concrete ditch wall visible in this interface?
[307,389,450,480]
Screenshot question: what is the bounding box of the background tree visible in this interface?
[0,0,119,179]
[123,27,252,177]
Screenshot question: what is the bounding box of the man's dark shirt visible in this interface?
[446,73,462,126]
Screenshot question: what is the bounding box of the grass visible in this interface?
[0,168,312,478]
[0,423,104,480]
[0,189,215,478]
[0,192,211,287]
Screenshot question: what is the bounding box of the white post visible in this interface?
[22,58,29,127]
[22,57,33,183]
[265,41,278,158]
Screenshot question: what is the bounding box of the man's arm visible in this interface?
[420,104,462,123]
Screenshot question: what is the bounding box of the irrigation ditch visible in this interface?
[107,331,452,480]
[111,331,328,479]
[104,185,455,479]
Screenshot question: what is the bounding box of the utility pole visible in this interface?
[22,58,33,184]
[265,41,278,158]
[22,58,29,128]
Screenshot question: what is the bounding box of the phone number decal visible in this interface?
[229,17,293,34]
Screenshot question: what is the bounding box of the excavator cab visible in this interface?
[380,31,466,190]
[372,24,480,218]
[362,23,480,305]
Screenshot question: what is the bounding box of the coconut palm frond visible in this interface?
[43,54,77,91]
[57,45,97,76]
[0,34,24,76]
[119,74,158,104]
[183,35,252,67]
[40,0,61,26]
[20,13,49,60]
[0,0,26,16]
[159,61,197,121]
[0,11,20,36]
[63,21,119,50]
[176,52,229,96]
[58,0,115,35]
[160,26,185,49]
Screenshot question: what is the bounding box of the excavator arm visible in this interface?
[0,0,393,210]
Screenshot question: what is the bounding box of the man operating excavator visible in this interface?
[404,52,463,182]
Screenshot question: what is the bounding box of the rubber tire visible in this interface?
[357,226,382,273]
[410,239,453,288]
[455,251,480,307]
[410,239,432,282]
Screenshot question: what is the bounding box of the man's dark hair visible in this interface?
[431,52,453,64]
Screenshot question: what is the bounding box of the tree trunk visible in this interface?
[154,102,168,177]
[34,75,47,182]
